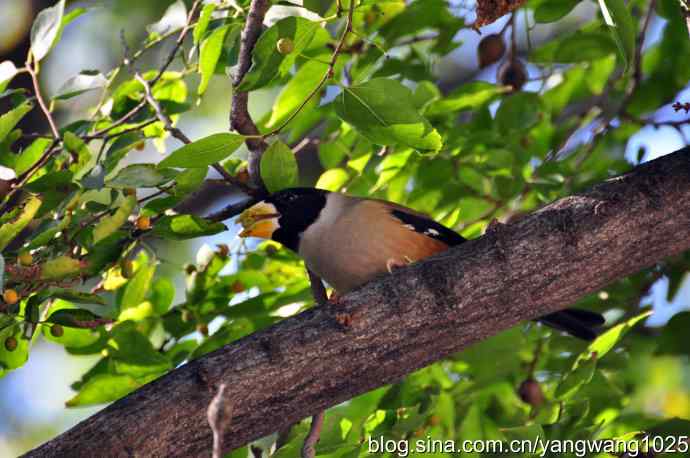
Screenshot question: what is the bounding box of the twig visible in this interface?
[26,59,60,141]
[621,112,690,129]
[83,118,157,142]
[89,1,202,140]
[230,0,271,188]
[301,410,325,458]
[135,73,191,144]
[0,141,60,217]
[633,0,656,86]
[134,72,254,195]
[207,383,233,458]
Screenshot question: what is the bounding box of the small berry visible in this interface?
[185,264,197,275]
[197,324,209,336]
[18,251,33,266]
[276,37,294,54]
[4,336,17,352]
[124,188,137,197]
[3,289,19,305]
[121,259,135,278]
[135,215,151,230]
[50,324,64,337]
[135,141,145,151]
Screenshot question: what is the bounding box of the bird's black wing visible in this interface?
[390,209,466,247]
[538,309,606,341]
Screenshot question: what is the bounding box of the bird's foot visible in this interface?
[386,256,414,273]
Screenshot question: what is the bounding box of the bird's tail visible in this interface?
[537,308,605,341]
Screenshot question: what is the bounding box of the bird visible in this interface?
[238,187,604,340]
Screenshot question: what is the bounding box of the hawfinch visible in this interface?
[238,188,604,340]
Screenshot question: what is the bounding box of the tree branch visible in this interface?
[23,148,690,458]
[230,0,270,189]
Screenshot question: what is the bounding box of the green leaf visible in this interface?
[597,0,636,69]
[555,31,618,62]
[30,0,66,62]
[15,138,51,176]
[237,16,319,91]
[193,3,216,45]
[266,55,330,128]
[555,353,597,399]
[106,164,176,188]
[0,61,18,92]
[198,24,230,95]
[54,71,107,100]
[0,321,29,371]
[426,82,506,115]
[103,132,143,174]
[110,325,171,377]
[316,168,349,192]
[40,255,84,280]
[153,215,226,240]
[495,92,542,134]
[175,167,207,195]
[121,262,156,310]
[158,133,245,168]
[150,277,174,315]
[656,312,690,357]
[63,131,94,179]
[534,0,581,23]
[0,195,42,251]
[0,100,34,143]
[46,288,106,305]
[335,78,442,151]
[66,374,140,407]
[584,310,651,360]
[46,309,113,328]
[260,140,299,193]
[92,194,136,244]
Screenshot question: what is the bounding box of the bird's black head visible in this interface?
[238,187,329,251]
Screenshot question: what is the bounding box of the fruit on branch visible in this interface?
[498,58,527,91]
[478,33,506,68]
[276,37,294,55]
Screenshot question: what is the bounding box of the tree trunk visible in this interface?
[24,148,690,457]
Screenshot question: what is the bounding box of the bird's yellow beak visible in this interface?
[238,201,281,239]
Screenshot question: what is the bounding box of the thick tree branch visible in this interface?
[24,148,690,458]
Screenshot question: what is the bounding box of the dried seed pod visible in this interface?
[498,58,528,91]
[518,377,545,407]
[478,34,506,68]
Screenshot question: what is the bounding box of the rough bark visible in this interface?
[24,148,690,457]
